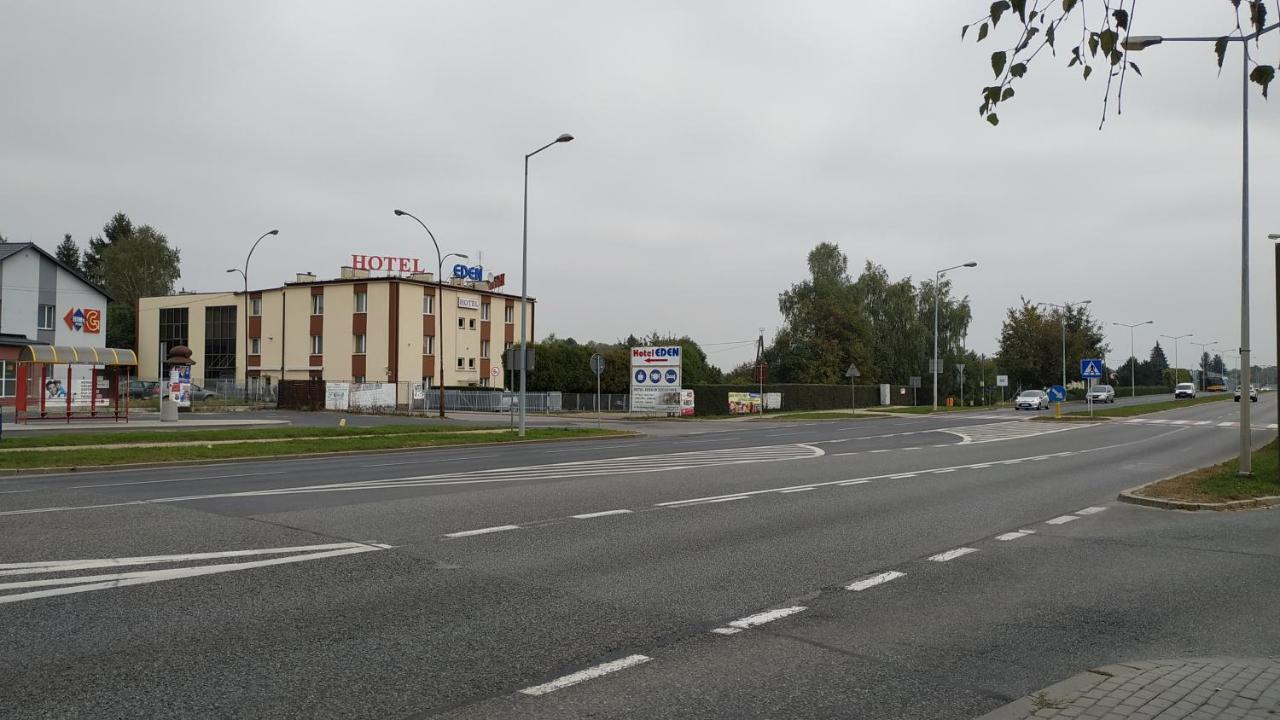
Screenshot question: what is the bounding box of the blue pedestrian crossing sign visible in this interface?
[1080,359,1103,379]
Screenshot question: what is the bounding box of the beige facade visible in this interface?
[136,271,533,391]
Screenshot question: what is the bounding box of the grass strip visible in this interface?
[761,411,881,421]
[0,423,487,449]
[1138,439,1280,504]
[0,427,624,470]
[1065,394,1230,418]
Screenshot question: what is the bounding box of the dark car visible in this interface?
[127,380,159,399]
[189,384,217,401]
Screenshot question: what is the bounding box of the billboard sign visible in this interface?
[630,346,682,413]
[728,391,761,415]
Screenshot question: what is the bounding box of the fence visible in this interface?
[558,392,631,412]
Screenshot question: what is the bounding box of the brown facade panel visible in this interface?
[480,320,491,341]
[480,358,491,381]
[248,354,262,367]
[309,315,324,335]
[310,285,324,296]
[352,354,366,378]
[504,322,514,343]
[422,356,435,379]
[387,282,399,382]
[423,314,436,336]
[353,283,368,294]
[309,355,323,367]
[352,313,367,335]
[248,316,262,337]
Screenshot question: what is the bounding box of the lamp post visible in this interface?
[1190,340,1219,391]
[932,261,977,411]
[226,229,279,402]
[1160,333,1193,390]
[1112,320,1154,398]
[394,209,467,419]
[519,133,574,437]
[1038,300,1090,392]
[1123,24,1279,474]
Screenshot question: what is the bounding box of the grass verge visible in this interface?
[761,410,881,421]
[1064,393,1230,418]
[0,423,488,449]
[0,427,625,470]
[1137,440,1280,504]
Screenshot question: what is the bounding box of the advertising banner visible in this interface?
[348,383,397,411]
[764,392,782,410]
[168,366,192,408]
[630,345,682,413]
[325,382,350,410]
[728,391,762,415]
[680,389,695,416]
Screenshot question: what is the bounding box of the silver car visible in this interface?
[1014,389,1050,410]
[1086,384,1116,403]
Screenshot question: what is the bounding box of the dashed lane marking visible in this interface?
[928,547,979,562]
[518,655,652,696]
[444,525,521,538]
[710,605,808,635]
[779,487,815,493]
[995,530,1035,541]
[1045,515,1079,525]
[570,509,634,520]
[1076,506,1107,515]
[846,570,905,591]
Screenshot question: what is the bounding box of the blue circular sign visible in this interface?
[1047,385,1066,402]
[649,369,662,383]
[634,369,647,384]
[665,369,678,384]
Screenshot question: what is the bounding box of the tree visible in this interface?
[995,299,1107,389]
[55,234,82,271]
[96,222,182,349]
[83,212,134,286]
[963,1,1277,128]
[0,232,7,243]
[1146,342,1169,385]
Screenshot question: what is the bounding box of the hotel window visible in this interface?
[310,294,324,315]
[481,340,490,358]
[423,294,434,314]
[479,377,489,388]
[249,338,261,355]
[481,303,490,321]
[353,375,366,383]
[204,306,238,381]
[249,297,262,316]
[456,357,464,369]
[354,292,367,313]
[457,317,465,329]
[423,335,434,354]
[354,334,366,354]
[468,358,476,369]
[36,304,55,330]
[311,335,323,354]
[468,318,476,330]
[504,341,513,352]
[503,305,513,323]
[159,307,189,377]
[0,361,15,398]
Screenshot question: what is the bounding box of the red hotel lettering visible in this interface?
[352,254,368,270]
[368,256,384,271]
[398,257,411,273]
[412,258,423,273]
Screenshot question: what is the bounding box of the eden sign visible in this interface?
[350,254,500,287]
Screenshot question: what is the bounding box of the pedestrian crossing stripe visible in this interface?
[941,421,1094,444]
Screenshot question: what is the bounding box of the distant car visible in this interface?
[189,384,217,401]
[1235,385,1258,402]
[127,379,159,399]
[1014,389,1050,410]
[1086,384,1116,403]
[1174,382,1197,399]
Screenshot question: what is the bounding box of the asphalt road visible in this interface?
[1,395,1276,719]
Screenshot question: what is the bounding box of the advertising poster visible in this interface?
[680,389,695,417]
[629,345,683,413]
[168,367,192,408]
[325,382,351,410]
[728,391,762,415]
[764,392,782,410]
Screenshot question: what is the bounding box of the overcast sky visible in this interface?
[3,2,1277,372]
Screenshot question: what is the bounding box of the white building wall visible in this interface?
[52,266,108,347]
[0,249,41,339]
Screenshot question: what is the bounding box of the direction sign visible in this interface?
[996,374,1009,387]
[590,353,605,376]
[955,363,966,373]
[908,376,922,388]
[1047,385,1067,402]
[845,364,861,379]
[928,358,943,374]
[1080,358,1103,379]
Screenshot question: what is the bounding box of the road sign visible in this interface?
[845,364,861,379]
[928,359,943,374]
[503,347,536,372]
[1080,358,1103,379]
[955,363,966,372]
[908,376,921,388]
[996,374,1009,387]
[1047,385,1066,402]
[590,353,604,375]
[631,346,682,413]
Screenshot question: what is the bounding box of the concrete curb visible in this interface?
[0,430,642,478]
[1118,484,1280,511]
[974,665,1122,720]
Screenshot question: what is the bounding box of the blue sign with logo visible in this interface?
[634,369,647,384]
[1047,385,1066,402]
[665,369,678,384]
[1080,359,1103,379]
[649,369,662,383]
[452,264,484,282]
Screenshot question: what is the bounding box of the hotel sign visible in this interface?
[351,254,426,274]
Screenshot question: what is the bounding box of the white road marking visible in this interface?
[846,570,905,591]
[570,509,634,520]
[928,547,978,562]
[369,454,494,467]
[727,606,807,629]
[666,495,749,508]
[0,543,388,605]
[1045,515,1079,525]
[443,524,521,538]
[0,541,387,576]
[944,420,1092,445]
[68,471,288,489]
[1075,506,1107,515]
[518,654,652,696]
[889,473,917,479]
[837,479,872,486]
[0,488,35,494]
[970,464,991,469]
[710,627,742,635]
[995,530,1035,541]
[778,487,815,493]
[932,468,956,474]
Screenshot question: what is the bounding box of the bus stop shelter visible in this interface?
[14,345,139,423]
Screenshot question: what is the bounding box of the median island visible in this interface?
[1124,439,1280,510]
[0,425,628,472]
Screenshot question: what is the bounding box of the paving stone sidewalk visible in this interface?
[978,658,1280,719]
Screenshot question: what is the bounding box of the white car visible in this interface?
[1086,384,1116,403]
[1174,382,1197,399]
[1235,385,1259,402]
[1014,389,1050,410]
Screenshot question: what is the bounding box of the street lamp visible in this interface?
[226,229,279,402]
[1160,333,1193,390]
[1037,300,1090,392]
[519,133,574,437]
[932,261,977,411]
[1112,320,1153,398]
[1123,23,1279,473]
[394,209,468,419]
[1190,340,1219,391]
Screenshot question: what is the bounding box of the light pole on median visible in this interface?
[1038,300,1090,392]
[1124,23,1280,474]
[932,261,977,411]
[226,229,279,402]
[1160,333,1193,391]
[1112,320,1153,399]
[1190,340,1219,391]
[394,209,468,419]
[519,133,574,437]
